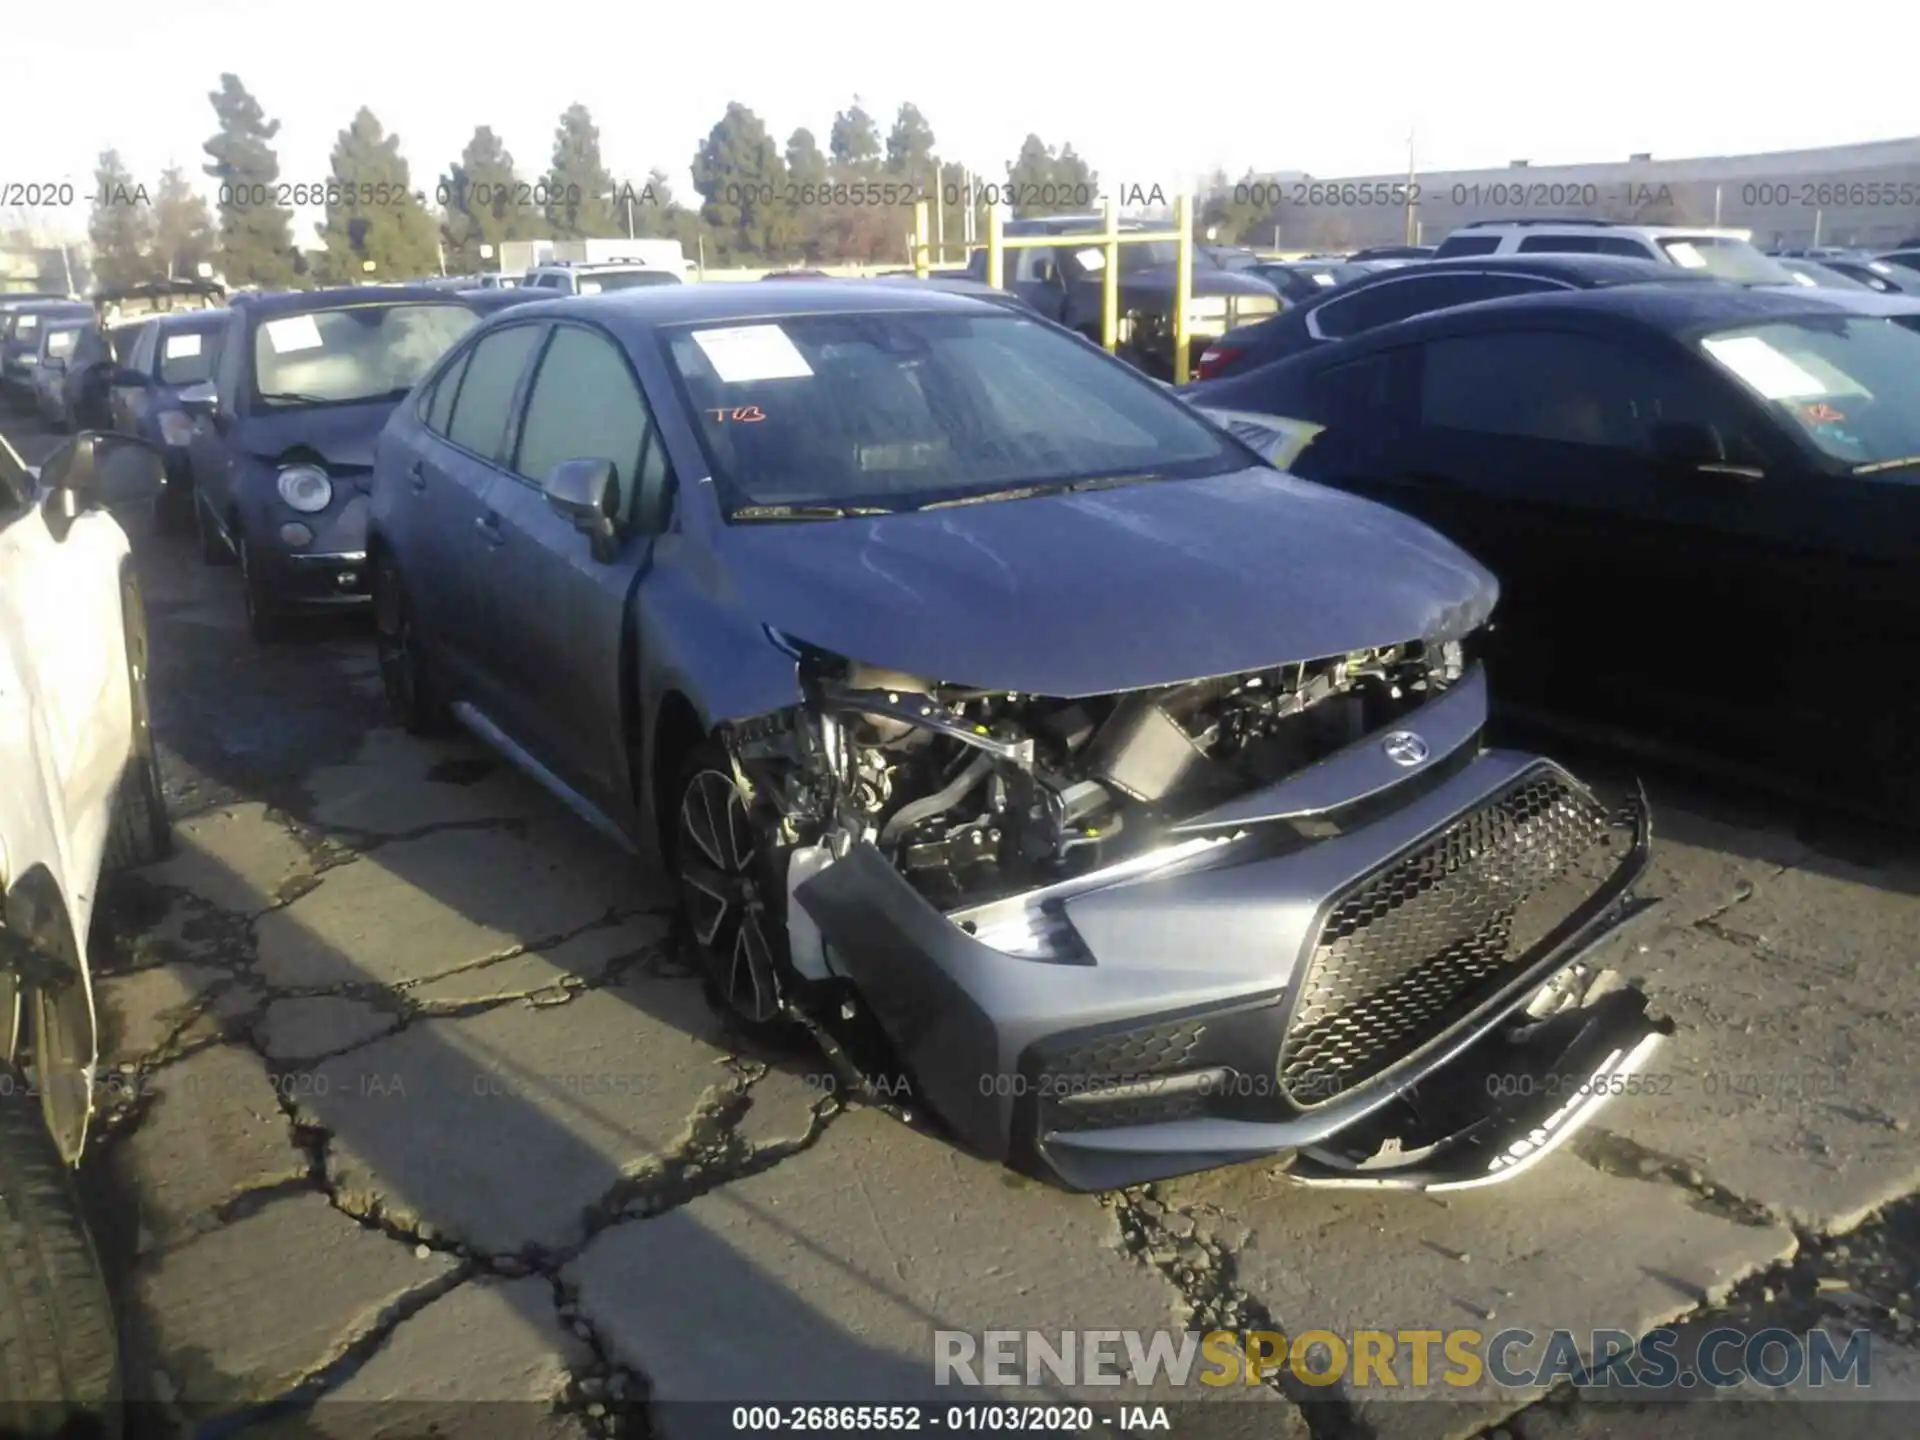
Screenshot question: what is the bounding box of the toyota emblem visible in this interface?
[1383,731,1429,767]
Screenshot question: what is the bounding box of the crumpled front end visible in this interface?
[726,636,1663,1192]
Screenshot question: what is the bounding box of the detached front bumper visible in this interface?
[797,738,1660,1194]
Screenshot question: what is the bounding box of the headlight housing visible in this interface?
[276,463,333,514]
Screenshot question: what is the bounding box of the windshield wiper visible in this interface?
[1852,455,1920,475]
[917,482,1068,510]
[918,473,1167,510]
[730,503,896,521]
[258,390,337,404]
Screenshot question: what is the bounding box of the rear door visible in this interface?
[1383,327,1781,736]
[483,321,671,816]
[411,321,548,707]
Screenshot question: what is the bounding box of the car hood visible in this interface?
[240,399,398,468]
[718,466,1497,696]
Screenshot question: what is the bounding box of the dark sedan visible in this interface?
[181,285,483,639]
[1188,283,1920,812]
[103,308,229,526]
[1244,259,1374,304]
[366,281,1666,1194]
[0,298,93,406]
[1190,253,1718,381]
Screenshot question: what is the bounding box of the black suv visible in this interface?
[1189,253,1719,381]
[962,216,1280,378]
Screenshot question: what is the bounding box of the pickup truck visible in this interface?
[955,215,1282,378]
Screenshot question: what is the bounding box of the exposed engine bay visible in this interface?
[725,638,1471,922]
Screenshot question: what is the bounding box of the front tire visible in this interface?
[671,742,804,1047]
[0,1063,122,1439]
[372,555,453,736]
[237,535,282,643]
[102,570,171,872]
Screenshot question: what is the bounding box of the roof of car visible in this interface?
[1382,279,1851,339]
[505,280,995,329]
[1393,253,1717,283]
[231,284,478,316]
[146,307,229,330]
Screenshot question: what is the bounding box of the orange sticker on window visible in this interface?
[1801,401,1846,423]
[706,405,766,423]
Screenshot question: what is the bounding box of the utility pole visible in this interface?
[1404,127,1418,245]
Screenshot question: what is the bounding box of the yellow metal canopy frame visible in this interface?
[909,195,1199,384]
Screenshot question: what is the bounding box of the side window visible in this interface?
[1305,352,1397,424]
[1418,331,1752,455]
[1010,247,1057,284]
[511,325,660,527]
[445,324,543,460]
[1431,235,1503,257]
[1515,234,1658,259]
[158,326,215,385]
[128,322,158,374]
[1315,275,1558,339]
[422,344,473,437]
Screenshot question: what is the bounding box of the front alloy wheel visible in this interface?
[675,760,793,1035]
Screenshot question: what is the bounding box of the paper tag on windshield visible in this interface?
[1665,242,1708,269]
[579,281,603,295]
[1703,336,1829,399]
[691,324,813,382]
[1073,247,1107,272]
[263,314,324,354]
[1311,272,1337,286]
[164,333,203,358]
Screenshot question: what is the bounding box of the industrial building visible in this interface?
[1247,135,1920,252]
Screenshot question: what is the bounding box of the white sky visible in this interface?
[5,0,1917,244]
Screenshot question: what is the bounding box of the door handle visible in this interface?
[407,461,427,494]
[475,512,505,547]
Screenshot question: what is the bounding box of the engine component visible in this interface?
[733,638,1466,920]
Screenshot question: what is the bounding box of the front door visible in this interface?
[483,322,668,818]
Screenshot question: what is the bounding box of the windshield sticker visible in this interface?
[263,314,325,354]
[1073,247,1108,272]
[164,333,203,359]
[691,324,814,382]
[579,281,603,295]
[1311,272,1338,285]
[1702,336,1833,400]
[1665,242,1708,269]
[705,405,767,423]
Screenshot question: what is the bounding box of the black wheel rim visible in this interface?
[677,769,783,1025]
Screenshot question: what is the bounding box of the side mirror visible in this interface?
[543,458,619,559]
[177,380,217,416]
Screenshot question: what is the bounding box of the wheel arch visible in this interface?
[645,690,709,862]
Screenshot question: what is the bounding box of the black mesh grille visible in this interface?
[1279,768,1619,1107]
[1046,1018,1207,1085]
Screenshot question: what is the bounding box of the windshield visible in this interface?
[1699,315,1920,469]
[665,311,1250,515]
[1657,236,1793,284]
[160,324,221,384]
[577,269,679,294]
[251,303,477,407]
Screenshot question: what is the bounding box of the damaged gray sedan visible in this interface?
[367,282,1669,1194]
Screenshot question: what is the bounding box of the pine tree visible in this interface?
[152,166,217,281]
[829,101,882,175]
[203,74,299,288]
[691,103,798,265]
[316,107,441,283]
[440,126,542,273]
[88,150,155,288]
[545,105,618,239]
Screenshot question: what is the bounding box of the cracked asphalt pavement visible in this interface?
[13,416,1920,1440]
